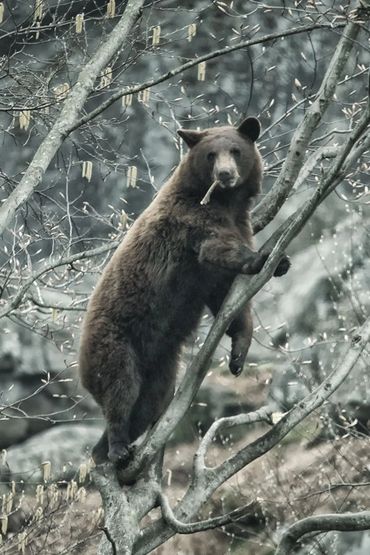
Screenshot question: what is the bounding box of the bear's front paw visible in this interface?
[229,353,244,377]
[273,255,291,277]
[108,442,133,465]
[241,252,268,275]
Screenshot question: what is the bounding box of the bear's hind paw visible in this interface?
[108,442,133,465]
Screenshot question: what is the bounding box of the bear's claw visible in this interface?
[229,354,244,376]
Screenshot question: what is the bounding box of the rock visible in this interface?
[253,214,370,360]
[245,215,370,427]
[0,366,99,449]
[0,424,102,485]
[0,319,99,448]
[0,319,75,377]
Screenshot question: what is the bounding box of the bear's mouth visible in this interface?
[200,173,241,205]
[217,170,240,189]
[218,176,238,189]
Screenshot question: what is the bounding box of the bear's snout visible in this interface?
[218,169,232,181]
[213,152,239,188]
[215,166,239,188]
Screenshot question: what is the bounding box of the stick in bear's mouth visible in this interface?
[200,180,219,205]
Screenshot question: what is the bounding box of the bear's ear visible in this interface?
[177,128,205,148]
[237,117,261,142]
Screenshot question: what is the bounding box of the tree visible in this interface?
[0,1,370,554]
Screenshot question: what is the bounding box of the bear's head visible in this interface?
[177,117,262,198]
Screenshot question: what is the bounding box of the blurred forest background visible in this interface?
[0,0,369,553]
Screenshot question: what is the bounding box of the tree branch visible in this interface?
[288,145,337,192]
[135,317,370,555]
[262,100,370,253]
[0,240,119,319]
[0,0,144,236]
[159,493,258,534]
[213,318,370,484]
[93,464,138,555]
[194,406,272,477]
[71,22,346,132]
[252,8,364,233]
[275,511,370,555]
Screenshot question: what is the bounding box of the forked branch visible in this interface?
[159,493,258,534]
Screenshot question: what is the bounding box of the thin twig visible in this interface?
[252,13,363,233]
[0,241,119,319]
[0,0,144,236]
[72,22,347,132]
[200,180,219,205]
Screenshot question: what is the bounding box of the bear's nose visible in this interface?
[218,169,232,182]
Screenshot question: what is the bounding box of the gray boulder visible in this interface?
[0,423,102,485]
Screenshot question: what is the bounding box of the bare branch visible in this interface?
[71,22,346,132]
[93,464,138,555]
[0,0,144,236]
[0,240,119,319]
[135,318,370,554]
[275,511,370,555]
[262,101,370,252]
[194,406,272,476]
[213,318,370,484]
[289,146,337,192]
[252,11,364,233]
[159,493,258,534]
[298,482,370,500]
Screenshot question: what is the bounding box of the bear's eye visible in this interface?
[207,152,216,162]
[231,148,241,158]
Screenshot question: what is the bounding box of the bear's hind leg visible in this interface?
[105,382,141,463]
[129,357,177,443]
[92,428,109,464]
[101,347,142,464]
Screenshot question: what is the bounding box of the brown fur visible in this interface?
[78,117,290,465]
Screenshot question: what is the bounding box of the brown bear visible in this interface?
[78,117,290,465]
